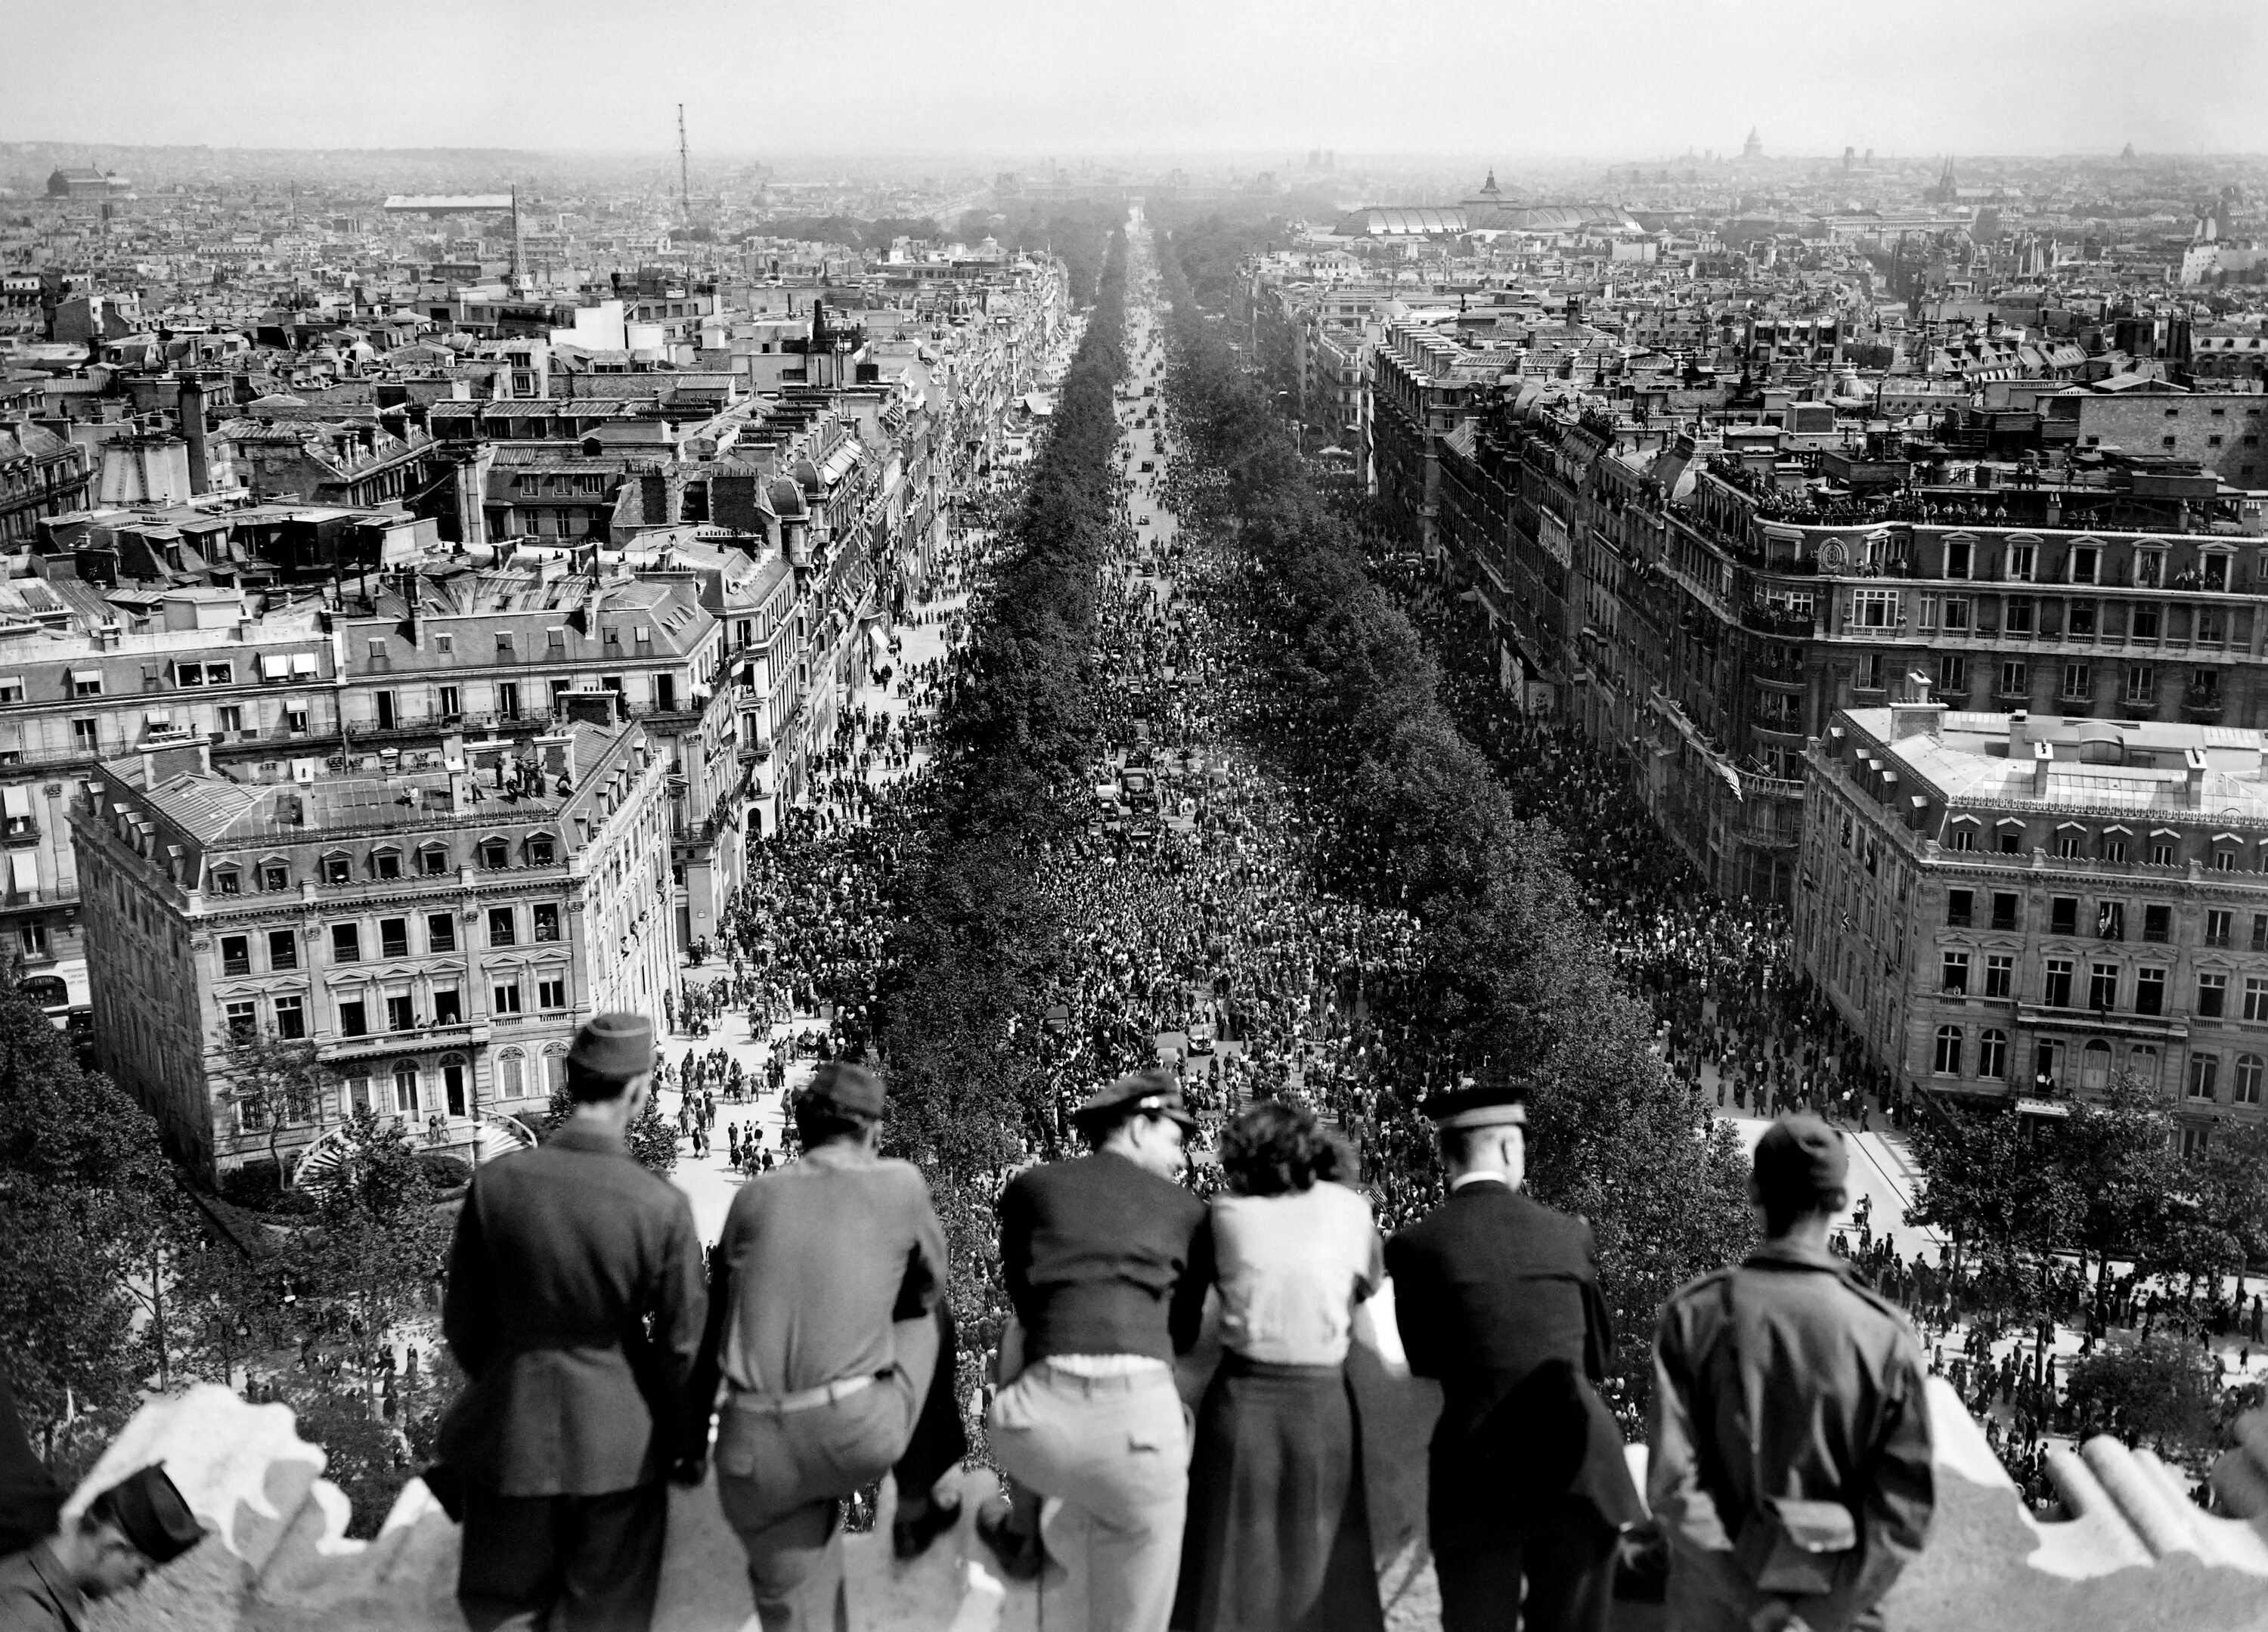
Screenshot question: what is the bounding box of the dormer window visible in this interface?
[2203,551,2232,592]
[206,663,233,686]
[373,849,401,881]
[213,866,241,896]
[528,834,556,866]
[480,837,509,869]
[260,860,290,891]
[321,852,352,885]
[2069,546,2099,585]
[419,844,451,876]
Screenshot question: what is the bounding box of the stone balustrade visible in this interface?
[50,1283,2268,1632]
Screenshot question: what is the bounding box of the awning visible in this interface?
[0,677,21,695]
[291,653,318,676]
[70,669,99,686]
[9,853,36,898]
[262,654,290,680]
[866,625,889,661]
[2,787,29,820]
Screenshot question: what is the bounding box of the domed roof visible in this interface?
[792,456,823,497]
[767,476,807,519]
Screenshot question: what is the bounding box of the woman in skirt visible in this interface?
[1173,1100,1384,1632]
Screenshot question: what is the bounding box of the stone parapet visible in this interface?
[49,1288,2268,1632]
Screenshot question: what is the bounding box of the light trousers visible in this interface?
[987,1361,1190,1632]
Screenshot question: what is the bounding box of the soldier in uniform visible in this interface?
[1648,1114,1935,1632]
[0,1463,205,1632]
[1383,1082,1641,1632]
[439,1012,707,1632]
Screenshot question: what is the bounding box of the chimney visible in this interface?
[562,690,620,729]
[1889,670,1944,742]
[141,739,211,785]
[2007,708,2030,758]
[178,376,209,496]
[400,565,421,647]
[2031,739,2054,797]
[2186,745,2209,807]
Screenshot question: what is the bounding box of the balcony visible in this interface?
[2183,692,2226,724]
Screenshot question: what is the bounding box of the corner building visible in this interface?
[1800,694,2268,1151]
[71,714,674,1175]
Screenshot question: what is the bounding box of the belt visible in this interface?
[729,1373,883,1415]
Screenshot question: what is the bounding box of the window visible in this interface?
[2034,1039,2065,1092]
[2131,1044,2161,1087]
[545,1047,568,1095]
[534,903,560,942]
[380,918,409,958]
[1979,1030,2008,1079]
[2061,663,2091,701]
[500,1049,526,1098]
[386,993,415,1031]
[2207,909,2233,947]
[1944,537,1972,579]
[432,986,462,1026]
[217,705,242,735]
[2198,972,2229,1018]
[268,929,297,971]
[1851,589,1898,629]
[493,981,522,1015]
[1941,950,1970,994]
[488,907,516,946]
[2189,1054,2220,1101]
[2050,897,2078,935]
[2237,1056,2265,1107]
[435,633,454,655]
[323,853,352,885]
[331,923,361,962]
[2256,913,2268,953]
[205,664,232,686]
[2057,831,2084,860]
[2133,603,2161,640]
[2215,845,2241,872]
[529,835,556,866]
[220,934,250,975]
[392,1061,419,1114]
[72,719,97,753]
[2102,838,2128,865]
[339,999,368,1036]
[72,672,101,698]
[2000,659,2028,698]
[274,996,305,1040]
[427,912,456,953]
[1949,826,1975,853]
[2150,838,2177,868]
[2136,548,2165,588]
[438,685,461,720]
[1855,654,1884,691]
[1991,893,2019,931]
[287,708,308,735]
[1933,1025,1963,1076]
[2090,964,2119,1011]
[1984,955,2014,999]
[2137,967,2167,1016]
[225,1000,257,1039]
[2043,958,2074,1008]
[2183,1126,2212,1160]
[2068,600,2096,639]
[539,977,567,1010]
[2246,977,2268,1023]
[2006,543,2036,582]
[2126,665,2155,705]
[1936,653,1966,695]
[420,846,451,876]
[0,679,21,704]
[374,850,401,881]
[498,682,520,720]
[1946,889,1973,927]
[213,867,240,896]
[480,838,508,869]
[262,861,289,891]
[2204,553,2231,592]
[496,633,515,658]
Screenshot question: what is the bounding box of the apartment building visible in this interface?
[1801,695,2268,1150]
[72,711,674,1175]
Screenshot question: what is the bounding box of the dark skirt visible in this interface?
[1172,1354,1384,1632]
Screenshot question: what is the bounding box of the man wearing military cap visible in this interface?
[439,1011,706,1632]
[1383,1079,1641,1632]
[0,1463,206,1631]
[983,1067,1213,1632]
[1648,1114,1934,1632]
[686,1061,963,1632]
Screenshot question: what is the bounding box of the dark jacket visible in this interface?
[1384,1179,1641,1549]
[440,1123,706,1497]
[1648,1239,1934,1623]
[999,1150,1212,1363]
[0,1371,61,1559]
[0,1543,82,1632]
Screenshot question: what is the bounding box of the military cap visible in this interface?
[1074,1067,1198,1133]
[567,1012,654,1080]
[1753,1113,1849,1210]
[801,1060,885,1120]
[90,1463,205,1565]
[1423,1076,1529,1132]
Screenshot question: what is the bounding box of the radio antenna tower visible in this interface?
[677,104,690,224]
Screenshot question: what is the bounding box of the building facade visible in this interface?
[1801,697,2268,1150]
[72,713,675,1175]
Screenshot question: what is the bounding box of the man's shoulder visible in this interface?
[488,1138,688,1222]
[1661,1265,1736,1322]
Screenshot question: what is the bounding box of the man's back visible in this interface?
[1385,1185,1606,1428]
[999,1150,1210,1361]
[1650,1242,1933,1574]
[442,1124,705,1496]
[714,1144,945,1395]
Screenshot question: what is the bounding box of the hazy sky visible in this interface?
[8,0,2264,159]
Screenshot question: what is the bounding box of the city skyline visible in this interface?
[8,0,2265,159]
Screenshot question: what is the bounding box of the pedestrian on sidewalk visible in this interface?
[689,1062,967,1632]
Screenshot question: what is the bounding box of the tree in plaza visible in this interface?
[217,1023,335,1184]
[2196,1119,2268,1272]
[2063,1333,2223,1468]
[541,1084,680,1175]
[0,963,174,1473]
[1904,1101,2081,1277]
[2055,1073,2189,1322]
